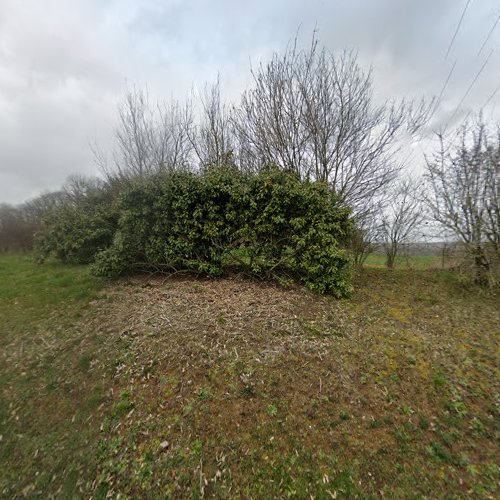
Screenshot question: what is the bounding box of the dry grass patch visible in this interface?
[85,270,499,498]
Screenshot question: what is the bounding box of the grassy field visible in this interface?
[0,255,104,498]
[364,254,442,270]
[1,254,499,498]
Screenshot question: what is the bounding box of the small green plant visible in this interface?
[471,417,487,437]
[418,415,430,430]
[77,353,94,371]
[339,411,350,421]
[369,418,384,429]
[393,426,411,446]
[406,354,417,365]
[427,442,452,464]
[241,384,256,398]
[401,404,414,416]
[197,387,211,400]
[113,391,133,416]
[432,369,448,389]
[436,429,461,447]
[266,404,278,416]
[445,388,467,417]
[190,439,203,458]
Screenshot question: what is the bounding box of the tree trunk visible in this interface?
[386,252,395,270]
[473,245,490,286]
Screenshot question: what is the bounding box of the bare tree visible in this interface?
[233,36,431,216]
[99,87,195,182]
[114,88,153,178]
[154,99,195,171]
[484,128,500,256]
[0,190,70,252]
[62,174,106,206]
[0,204,37,252]
[425,116,499,285]
[191,78,235,168]
[380,177,425,269]
[234,39,309,174]
[22,190,68,220]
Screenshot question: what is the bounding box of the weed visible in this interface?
[77,353,94,371]
[406,354,417,365]
[427,442,452,464]
[432,369,448,389]
[394,425,411,448]
[369,418,384,429]
[470,417,487,437]
[436,429,461,447]
[113,391,133,416]
[197,387,211,400]
[241,384,256,398]
[266,404,278,417]
[401,405,414,416]
[418,415,430,431]
[445,388,467,417]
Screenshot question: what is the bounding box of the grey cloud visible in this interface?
[1,0,499,203]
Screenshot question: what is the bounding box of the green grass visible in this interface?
[0,254,105,498]
[1,253,499,498]
[0,253,101,329]
[364,253,441,269]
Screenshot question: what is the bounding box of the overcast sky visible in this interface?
[1,0,499,204]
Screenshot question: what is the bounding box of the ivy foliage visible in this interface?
[36,167,353,296]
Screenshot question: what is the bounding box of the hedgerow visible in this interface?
[36,167,353,296]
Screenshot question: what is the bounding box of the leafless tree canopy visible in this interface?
[233,38,431,215]
[102,88,194,181]
[190,79,235,169]
[425,116,500,284]
[350,208,383,268]
[94,36,431,221]
[0,189,71,252]
[82,36,437,272]
[22,191,68,221]
[0,204,35,251]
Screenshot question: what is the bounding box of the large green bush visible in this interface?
[34,193,117,265]
[37,167,353,296]
[93,168,244,278]
[236,169,352,294]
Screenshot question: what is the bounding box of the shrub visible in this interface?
[38,167,353,296]
[236,169,352,295]
[93,167,244,277]
[34,194,117,265]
